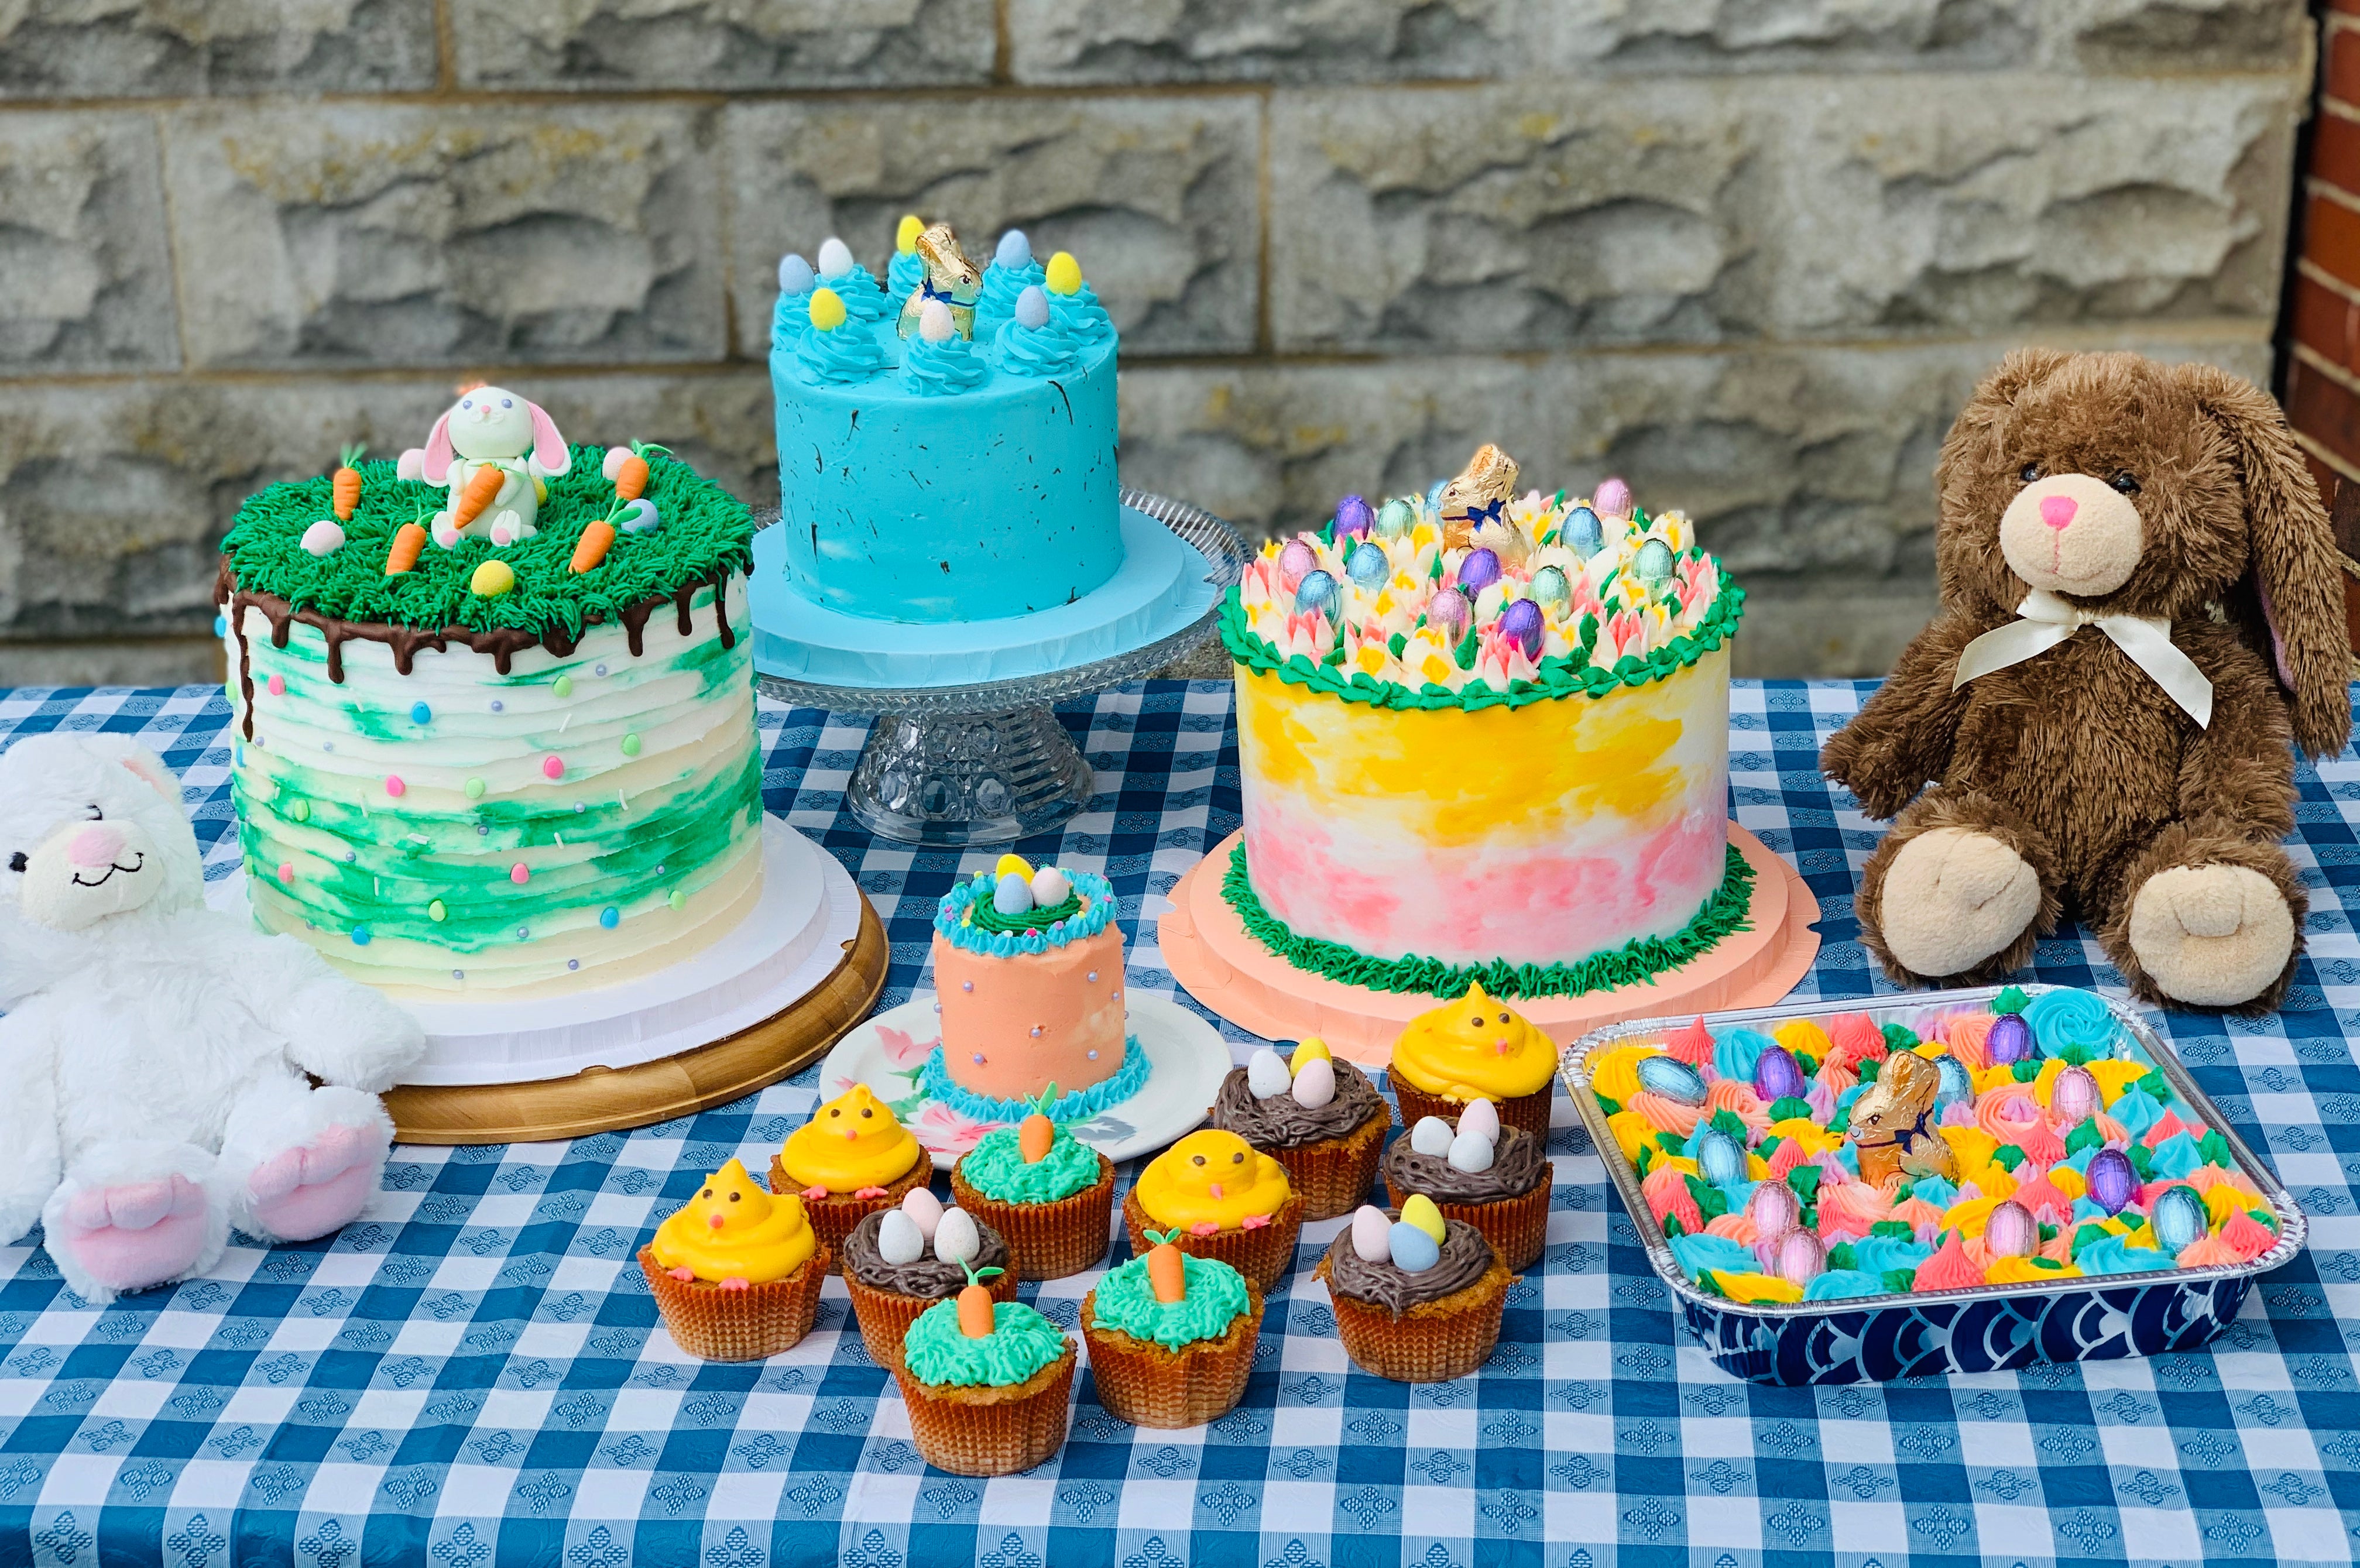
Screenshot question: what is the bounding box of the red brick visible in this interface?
[2315,112,2360,194]
[2288,359,2360,468]
[2334,30,2360,107]
[2305,193,2360,291]
[2293,272,2360,378]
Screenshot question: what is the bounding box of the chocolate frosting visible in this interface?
[841,1209,1011,1299]
[1209,1060,1385,1150]
[1323,1216,1494,1315]
[1383,1123,1547,1205]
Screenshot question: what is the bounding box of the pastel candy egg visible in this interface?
[1291,1056,1337,1110]
[1409,1116,1455,1157]
[1335,495,1374,540]
[1933,1054,1974,1111]
[1561,507,1605,558]
[1291,1038,1333,1066]
[1633,539,1675,585]
[1752,1044,1806,1104]
[1592,477,1634,519]
[778,252,815,293]
[1446,1130,1495,1174]
[1425,589,1470,639]
[1530,565,1572,613]
[1350,1205,1393,1263]
[1030,866,1072,906]
[994,853,1034,880]
[300,520,345,557]
[1456,548,1502,595]
[876,1209,926,1266]
[817,236,856,278]
[2049,1064,2100,1126]
[1294,568,1339,617]
[1246,1048,1293,1100]
[1277,539,1317,589]
[2151,1185,2208,1253]
[1499,598,1543,658]
[1987,1013,2032,1066]
[1746,1180,1801,1241]
[992,872,1033,915]
[1388,1222,1440,1273]
[2085,1148,2137,1216]
[918,298,956,343]
[1044,251,1083,296]
[807,287,846,331]
[1984,1199,2039,1258]
[897,215,922,252]
[618,497,661,533]
[1771,1229,1826,1285]
[1696,1128,1746,1189]
[1399,1194,1446,1244]
[932,1208,981,1265]
[1457,1097,1500,1142]
[1635,1054,1708,1107]
[470,560,515,597]
[1346,541,1389,589]
[1374,497,1416,538]
[901,1186,945,1240]
[1014,285,1050,331]
[994,229,1033,269]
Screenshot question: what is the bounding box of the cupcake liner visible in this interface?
[844,1260,1021,1371]
[1122,1187,1305,1294]
[1391,1077,1554,1142]
[768,1148,932,1272]
[1082,1283,1264,1429]
[639,1244,828,1363]
[894,1344,1078,1476]
[1263,1111,1389,1222]
[1388,1165,1553,1274]
[949,1155,1115,1281]
[1316,1251,1513,1382]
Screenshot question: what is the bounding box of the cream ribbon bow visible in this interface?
[1951,588,2212,729]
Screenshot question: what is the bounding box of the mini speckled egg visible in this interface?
[1374,497,1416,539]
[1771,1229,1826,1285]
[1446,1130,1494,1174]
[2150,1185,2207,1253]
[1987,1013,2032,1066]
[1030,866,1072,907]
[1409,1117,1455,1157]
[1592,477,1634,519]
[992,872,1033,915]
[876,1209,926,1265]
[1335,495,1374,540]
[1456,548,1502,595]
[1531,565,1572,613]
[1499,598,1543,658]
[1747,1181,1801,1241]
[300,519,345,557]
[1635,1055,1708,1107]
[2049,1064,2100,1126]
[1752,1044,1805,1103]
[1561,507,1605,559]
[932,1208,981,1265]
[1294,568,1339,617]
[618,497,661,534]
[1278,539,1318,589]
[994,229,1032,269]
[1695,1128,1745,1188]
[1291,1057,1337,1110]
[901,1187,944,1240]
[1634,538,1675,585]
[1458,1098,1500,1142]
[1246,1048,1292,1100]
[1014,285,1051,331]
[1346,541,1388,589]
[1399,1195,1446,1243]
[1984,1199,2039,1258]
[1388,1222,1440,1272]
[778,252,815,293]
[1350,1205,1392,1262]
[2085,1148,2136,1215]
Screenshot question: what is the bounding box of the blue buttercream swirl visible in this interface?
[887,249,925,310]
[901,330,989,396]
[771,289,815,354]
[1048,283,1115,344]
[2147,1131,2205,1180]
[935,870,1118,956]
[975,260,1046,337]
[1713,1028,1775,1086]
[917,1037,1152,1127]
[822,264,890,327]
[1848,1234,1934,1275]
[2074,1234,2174,1276]
[1668,1234,1758,1280]
[2107,1087,2166,1139]
[795,321,890,386]
[2022,989,2122,1060]
[994,312,1089,379]
[1903,1175,1959,1210]
[1804,1269,1889,1301]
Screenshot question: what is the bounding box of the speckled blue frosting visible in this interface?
[903,331,989,395]
[935,870,1117,956]
[918,1035,1152,1127]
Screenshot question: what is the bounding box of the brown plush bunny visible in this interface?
[1819,349,2352,1013]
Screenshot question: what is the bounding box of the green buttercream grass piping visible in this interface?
[901,1299,1066,1389]
[957,1124,1103,1204]
[221,446,754,640]
[1216,577,1745,711]
[1090,1253,1250,1351]
[966,890,1085,936]
[1222,842,1755,1000]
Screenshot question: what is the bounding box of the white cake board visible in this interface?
[207,816,865,1087]
[815,991,1235,1169]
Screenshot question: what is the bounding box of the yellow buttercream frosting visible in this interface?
[1984,1255,2077,1284]
[1712,1271,1804,1304]
[777,1084,922,1193]
[649,1159,816,1284]
[1134,1130,1292,1231]
[1390,982,1558,1100]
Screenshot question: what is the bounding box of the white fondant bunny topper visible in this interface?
[396,384,571,549]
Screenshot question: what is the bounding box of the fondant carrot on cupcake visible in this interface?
[1082,1227,1262,1428]
[949,1085,1116,1279]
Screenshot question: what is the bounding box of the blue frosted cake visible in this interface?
[214,388,764,996]
[770,222,1120,624]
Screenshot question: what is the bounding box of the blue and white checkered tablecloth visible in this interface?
[0,678,2355,1568]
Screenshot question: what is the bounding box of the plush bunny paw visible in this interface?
[1877,826,2042,979]
[2127,864,2294,1008]
[243,1121,387,1243]
[51,1175,214,1297]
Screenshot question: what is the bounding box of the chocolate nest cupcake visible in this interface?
[840,1196,1019,1370]
[1317,1202,1512,1382]
[1209,1039,1388,1221]
[1383,1102,1552,1271]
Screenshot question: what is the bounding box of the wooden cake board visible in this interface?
[383,898,889,1145]
[1158,826,1821,1063]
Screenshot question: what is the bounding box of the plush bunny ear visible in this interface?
[526,401,570,475]
[2180,362,2353,760]
[420,410,456,485]
[115,748,179,804]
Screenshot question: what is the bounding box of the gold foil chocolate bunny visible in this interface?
[897,222,983,340]
[1437,444,1522,554]
[1846,1049,1957,1187]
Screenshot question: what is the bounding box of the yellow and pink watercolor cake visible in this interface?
[1219,444,1748,1004]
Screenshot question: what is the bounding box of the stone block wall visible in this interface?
[0,0,2316,684]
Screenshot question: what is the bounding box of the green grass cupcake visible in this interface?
[949,1093,1116,1279]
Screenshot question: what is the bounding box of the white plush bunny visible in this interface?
[0,734,424,1303]
[395,384,571,549]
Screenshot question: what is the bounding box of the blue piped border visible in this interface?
[917,1035,1152,1127]
[934,869,1117,956]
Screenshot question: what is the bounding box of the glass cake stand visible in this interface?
[755,489,1248,845]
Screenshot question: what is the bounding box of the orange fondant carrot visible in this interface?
[1144,1229,1186,1305]
[331,443,365,521]
[570,519,616,574]
[611,441,670,503]
[954,1259,1004,1337]
[451,463,507,529]
[1017,1083,1058,1164]
[385,521,428,575]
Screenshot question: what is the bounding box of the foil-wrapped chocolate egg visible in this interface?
[876,1209,926,1265]
[1771,1228,1825,1285]
[1446,1130,1494,1174]
[1500,598,1543,658]
[1752,1043,1805,1103]
[992,872,1032,915]
[1634,1054,1708,1107]
[1593,477,1634,519]
[1292,1057,1337,1110]
[1388,1221,1441,1272]
[1456,548,1503,595]
[1531,565,1572,613]
[1987,1013,2032,1066]
[932,1208,981,1265]
[1426,590,1470,640]
[2085,1148,2136,1216]
[1335,495,1374,540]
[2049,1064,2099,1126]
[901,1186,944,1240]
[1374,497,1416,539]
[1246,1048,1292,1100]
[1696,1128,1746,1188]
[1984,1199,2038,1258]
[1350,1205,1392,1262]
[1409,1116,1455,1157]
[2151,1185,2207,1254]
[1933,1054,1973,1112]
[1746,1180,1801,1241]
[1295,568,1339,617]
[1458,1098,1501,1142]
[1633,539,1674,586]
[1277,539,1317,589]
[1562,507,1604,559]
[1347,541,1389,589]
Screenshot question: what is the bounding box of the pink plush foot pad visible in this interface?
[54,1175,211,1294]
[246,1123,385,1242]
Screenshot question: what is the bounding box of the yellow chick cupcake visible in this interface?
[637,1160,825,1361]
[1388,982,1560,1138]
[1121,1129,1304,1292]
[770,1084,931,1270]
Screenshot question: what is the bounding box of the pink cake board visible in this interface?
[1158,825,1822,1065]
